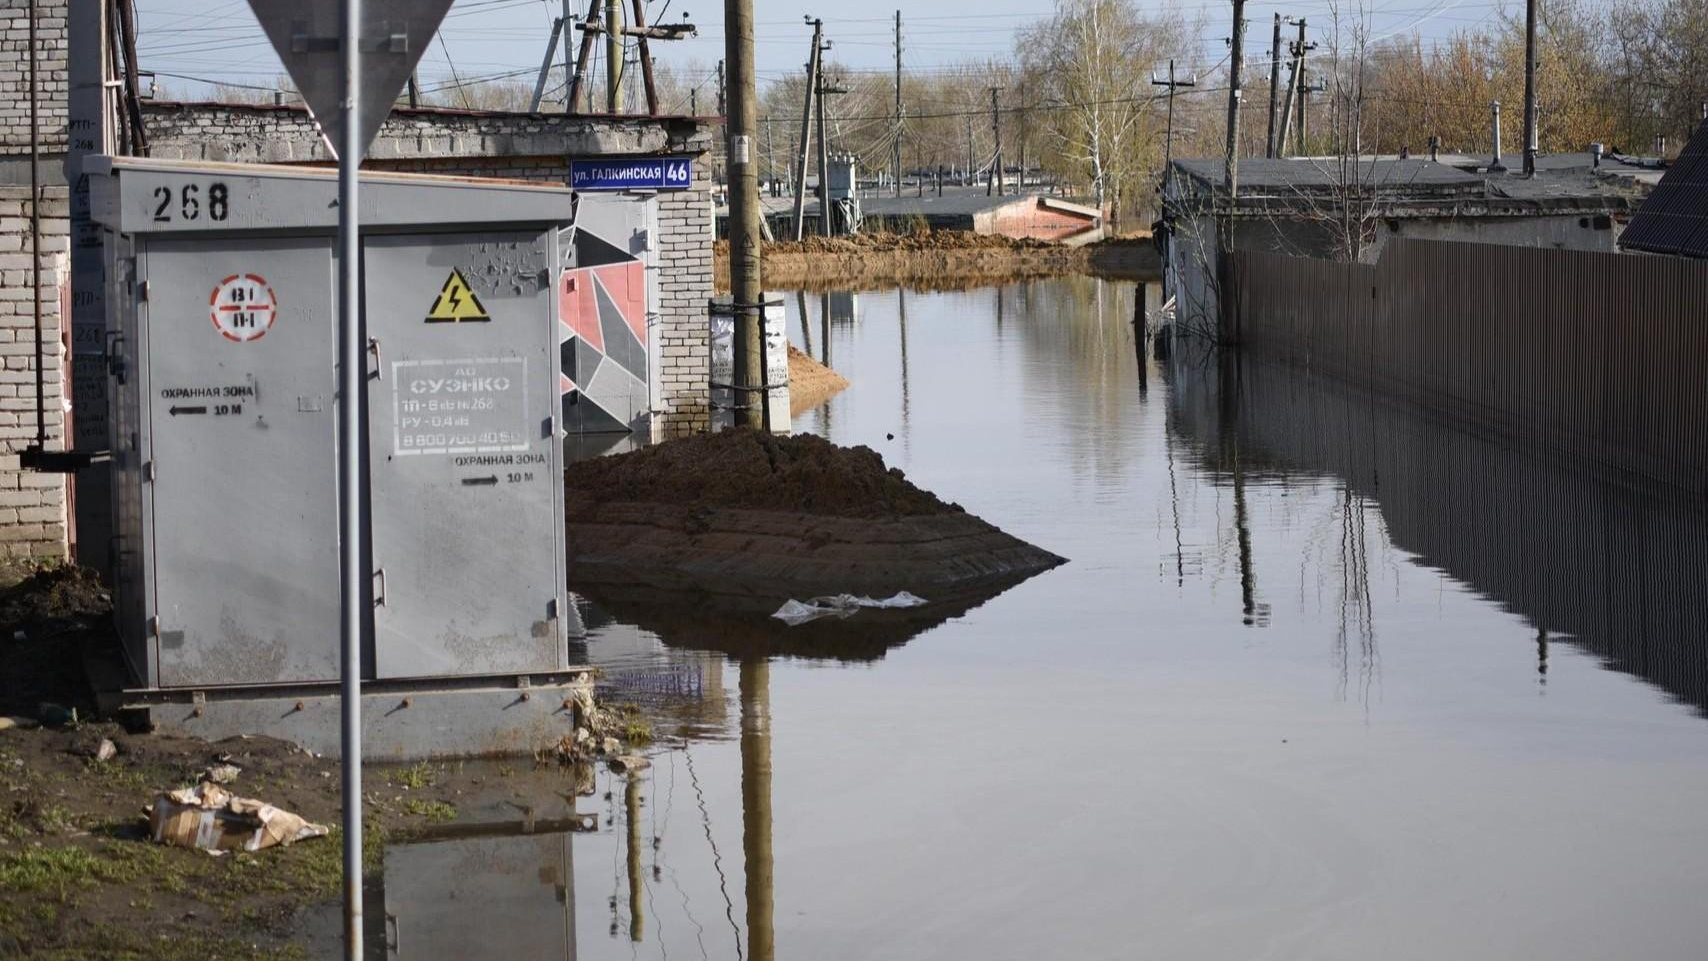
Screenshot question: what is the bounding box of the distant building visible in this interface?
[1160,154,1648,332]
[1620,118,1708,258]
[719,186,1105,244]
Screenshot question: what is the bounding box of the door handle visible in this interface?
[367,337,382,381]
[373,567,387,608]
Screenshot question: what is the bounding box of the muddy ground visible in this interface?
[714,232,1159,292]
[0,566,645,961]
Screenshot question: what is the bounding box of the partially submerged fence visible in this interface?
[1231,239,1708,494]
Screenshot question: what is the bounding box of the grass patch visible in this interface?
[402,799,456,823]
[387,761,437,791]
[0,846,135,897]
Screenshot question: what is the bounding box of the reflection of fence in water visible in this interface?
[1232,239,1708,494]
[601,665,708,699]
[1170,354,1708,716]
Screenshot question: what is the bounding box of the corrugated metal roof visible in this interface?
[1620,118,1708,257]
[1171,157,1484,192]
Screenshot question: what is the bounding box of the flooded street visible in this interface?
[486,277,1706,960]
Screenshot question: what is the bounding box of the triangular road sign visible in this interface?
[246,0,455,161]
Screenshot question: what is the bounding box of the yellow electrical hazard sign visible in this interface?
[425,269,491,323]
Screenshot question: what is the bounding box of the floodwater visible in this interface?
[398,277,1708,960]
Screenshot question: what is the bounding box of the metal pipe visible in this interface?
[337,0,365,956]
[28,0,44,451]
[1490,100,1506,172]
[1521,0,1537,176]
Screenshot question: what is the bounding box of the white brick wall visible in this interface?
[0,0,68,157]
[654,162,713,436]
[0,185,69,559]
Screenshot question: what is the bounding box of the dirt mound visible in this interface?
[0,564,109,628]
[788,345,849,415]
[566,429,960,519]
[715,230,1054,258]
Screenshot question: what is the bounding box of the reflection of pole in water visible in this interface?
[819,292,831,367]
[797,289,812,358]
[1133,282,1149,397]
[995,285,1004,329]
[898,287,911,446]
[626,774,644,942]
[1537,627,1549,690]
[1165,432,1185,588]
[1220,354,1260,625]
[1334,486,1379,707]
[740,659,775,961]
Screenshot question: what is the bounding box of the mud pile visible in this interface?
[787,345,850,415]
[567,429,952,519]
[565,430,1064,603]
[715,232,1158,291]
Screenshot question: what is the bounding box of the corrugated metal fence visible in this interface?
[1232,238,1708,495]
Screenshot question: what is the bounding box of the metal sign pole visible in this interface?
[338,0,365,955]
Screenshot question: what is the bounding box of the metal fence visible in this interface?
[1232,239,1708,495]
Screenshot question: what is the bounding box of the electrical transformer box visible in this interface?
[90,157,576,695]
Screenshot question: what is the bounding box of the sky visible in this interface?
[133,0,1519,108]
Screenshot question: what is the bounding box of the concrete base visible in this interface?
[113,672,591,761]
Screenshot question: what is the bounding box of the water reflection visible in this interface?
[534,277,1708,960]
[1168,346,1708,716]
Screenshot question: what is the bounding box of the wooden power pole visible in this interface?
[604,0,621,112]
[791,19,822,241]
[1266,13,1283,158]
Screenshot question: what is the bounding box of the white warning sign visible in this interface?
[209,273,277,343]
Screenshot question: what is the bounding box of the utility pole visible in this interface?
[1016,81,1026,192]
[690,87,697,115]
[790,18,822,241]
[1266,13,1283,158]
[1221,0,1248,343]
[1294,21,1314,155]
[1276,17,1307,156]
[530,16,568,112]
[562,0,574,111]
[1300,70,1324,156]
[604,0,621,113]
[816,66,847,236]
[717,58,726,116]
[765,114,774,192]
[986,86,1002,196]
[725,0,765,429]
[1152,60,1196,174]
[1521,0,1537,175]
[964,115,973,186]
[1224,0,1247,198]
[892,11,902,199]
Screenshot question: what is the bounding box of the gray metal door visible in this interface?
[365,232,565,679]
[141,238,339,686]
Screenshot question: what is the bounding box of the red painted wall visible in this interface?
[981,200,1098,241]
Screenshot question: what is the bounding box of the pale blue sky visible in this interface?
[134,0,1515,107]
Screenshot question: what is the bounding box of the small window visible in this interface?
[1594,215,1612,230]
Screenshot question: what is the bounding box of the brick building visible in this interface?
[0,0,70,559]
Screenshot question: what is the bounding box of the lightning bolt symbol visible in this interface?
[448,286,463,314]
